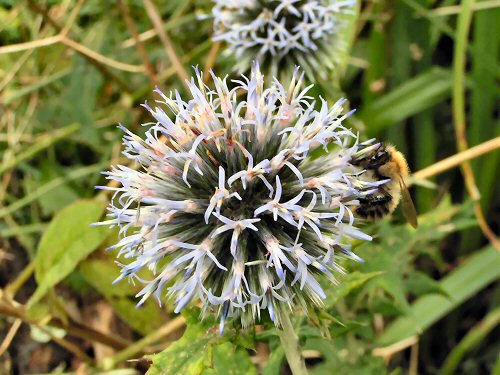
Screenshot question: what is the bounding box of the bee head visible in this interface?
[369,146,391,167]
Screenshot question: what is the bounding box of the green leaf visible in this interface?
[325,271,383,309]
[80,255,135,298]
[376,245,500,346]
[204,342,257,375]
[146,308,222,375]
[376,273,412,314]
[28,200,107,308]
[404,271,448,298]
[358,68,453,135]
[329,317,370,340]
[80,253,167,335]
[232,328,256,351]
[34,159,81,216]
[146,308,258,374]
[304,337,388,375]
[64,56,103,147]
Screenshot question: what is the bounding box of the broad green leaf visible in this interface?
[146,308,223,375]
[358,68,453,134]
[376,245,500,346]
[28,200,107,308]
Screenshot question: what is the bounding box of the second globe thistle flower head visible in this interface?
[212,0,355,80]
[97,63,383,332]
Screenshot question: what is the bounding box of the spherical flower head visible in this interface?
[97,63,382,332]
[212,0,355,80]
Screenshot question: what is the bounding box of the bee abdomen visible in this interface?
[356,194,393,219]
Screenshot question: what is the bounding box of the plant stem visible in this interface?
[0,298,130,351]
[412,136,500,182]
[277,313,308,375]
[143,0,190,90]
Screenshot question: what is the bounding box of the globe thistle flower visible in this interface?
[212,0,355,80]
[96,63,383,332]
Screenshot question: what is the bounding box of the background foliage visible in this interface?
[0,0,499,374]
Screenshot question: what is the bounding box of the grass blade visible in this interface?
[359,68,453,135]
[438,306,500,375]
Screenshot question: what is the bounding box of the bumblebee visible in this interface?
[351,143,418,228]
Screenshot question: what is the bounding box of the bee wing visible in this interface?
[399,177,418,228]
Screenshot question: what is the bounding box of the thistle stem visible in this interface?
[278,313,308,375]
